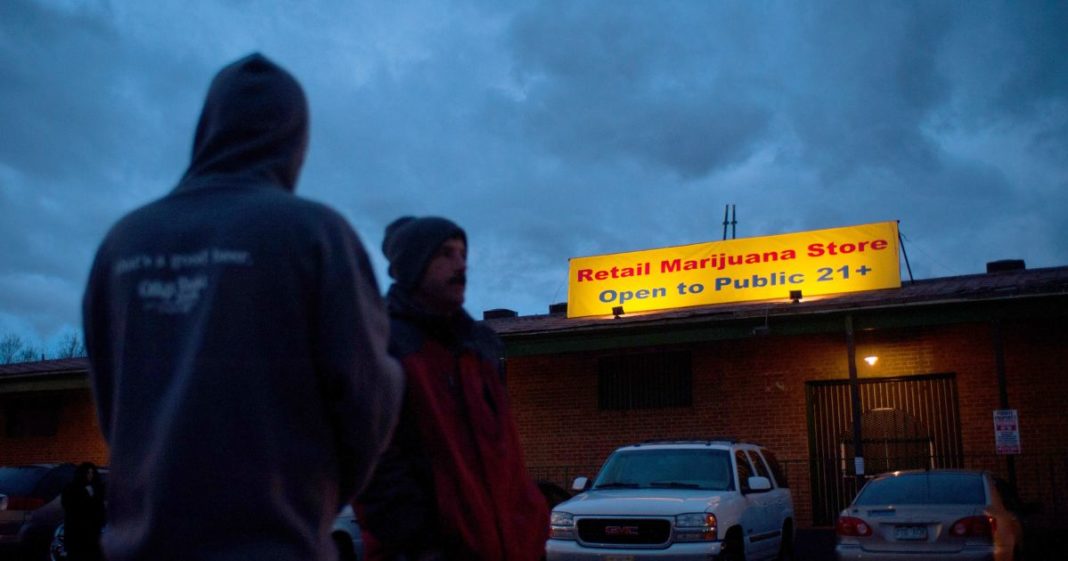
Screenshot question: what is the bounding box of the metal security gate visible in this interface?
[806,373,964,525]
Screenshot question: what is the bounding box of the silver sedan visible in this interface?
[835,469,1024,561]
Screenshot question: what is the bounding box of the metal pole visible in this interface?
[846,315,864,478]
[731,204,737,239]
[991,319,1017,488]
[722,205,730,241]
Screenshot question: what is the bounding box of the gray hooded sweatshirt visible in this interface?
[82,53,403,561]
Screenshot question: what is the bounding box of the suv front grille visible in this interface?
[577,518,671,545]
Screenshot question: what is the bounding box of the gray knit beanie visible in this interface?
[382,216,467,290]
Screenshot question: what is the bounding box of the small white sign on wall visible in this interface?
[994,409,1021,455]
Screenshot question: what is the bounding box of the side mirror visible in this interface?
[571,476,591,492]
[747,476,772,492]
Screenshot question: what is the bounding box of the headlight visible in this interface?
[550,511,574,526]
[549,511,575,540]
[675,513,717,542]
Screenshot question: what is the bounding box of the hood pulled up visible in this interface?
[180,53,308,191]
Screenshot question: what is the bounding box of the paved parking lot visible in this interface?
[794,529,835,561]
[795,528,1068,561]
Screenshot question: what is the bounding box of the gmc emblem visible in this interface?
[604,525,640,536]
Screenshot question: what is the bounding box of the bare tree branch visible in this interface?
[55,331,87,359]
[1,333,25,364]
[16,345,42,363]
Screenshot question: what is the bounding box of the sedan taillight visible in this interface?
[836,516,872,537]
[950,515,995,539]
[5,496,45,511]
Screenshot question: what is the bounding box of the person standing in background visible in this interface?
[61,462,105,561]
[357,216,549,561]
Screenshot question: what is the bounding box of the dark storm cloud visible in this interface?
[728,3,1063,276]
[0,2,199,187]
[1,0,1067,345]
[0,0,205,342]
[506,2,773,179]
[990,2,1068,118]
[778,3,955,182]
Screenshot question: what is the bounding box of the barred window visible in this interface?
[598,350,692,410]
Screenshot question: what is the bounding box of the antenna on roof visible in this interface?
[731,205,737,239]
[722,204,736,240]
[897,221,915,284]
[722,205,729,240]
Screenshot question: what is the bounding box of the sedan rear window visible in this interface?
[854,472,986,506]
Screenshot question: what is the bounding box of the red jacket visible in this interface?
[357,287,549,561]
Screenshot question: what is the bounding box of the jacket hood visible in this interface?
[179,53,309,191]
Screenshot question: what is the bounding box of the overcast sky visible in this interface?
[2,0,1066,351]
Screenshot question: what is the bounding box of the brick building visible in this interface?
[2,263,1066,529]
[485,263,1068,529]
[0,358,107,466]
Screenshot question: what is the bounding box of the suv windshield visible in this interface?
[854,472,986,506]
[593,449,733,491]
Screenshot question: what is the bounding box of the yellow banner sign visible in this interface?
[567,221,901,318]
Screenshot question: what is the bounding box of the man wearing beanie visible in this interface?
[357,216,549,561]
[82,54,403,561]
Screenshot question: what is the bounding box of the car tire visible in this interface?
[720,528,746,561]
[49,523,66,561]
[776,520,794,561]
[333,532,357,561]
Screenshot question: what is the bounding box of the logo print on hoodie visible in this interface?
[119,247,254,315]
[138,275,209,314]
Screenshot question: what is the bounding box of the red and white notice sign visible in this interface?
[994,409,1021,455]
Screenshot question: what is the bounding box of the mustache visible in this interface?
[448,273,466,286]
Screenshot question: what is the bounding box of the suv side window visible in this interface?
[735,450,754,492]
[760,448,789,489]
[746,450,772,484]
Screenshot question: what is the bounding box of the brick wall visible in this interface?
[506,318,1068,528]
[0,388,109,466]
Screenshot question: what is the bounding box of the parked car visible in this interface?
[48,523,66,561]
[546,439,794,561]
[51,503,363,561]
[0,463,77,561]
[835,469,1024,561]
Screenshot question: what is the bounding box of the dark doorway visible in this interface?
[806,373,964,525]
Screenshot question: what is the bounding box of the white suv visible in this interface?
[546,440,794,561]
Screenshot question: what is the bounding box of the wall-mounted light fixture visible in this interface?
[790,289,803,303]
[612,305,624,319]
[864,355,878,366]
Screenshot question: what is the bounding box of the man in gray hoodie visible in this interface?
[82,53,403,561]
